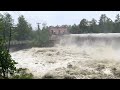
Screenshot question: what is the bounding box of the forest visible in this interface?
[69,14,120,33]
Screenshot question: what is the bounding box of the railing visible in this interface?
[6,40,33,46]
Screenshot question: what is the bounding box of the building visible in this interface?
[49,25,69,35]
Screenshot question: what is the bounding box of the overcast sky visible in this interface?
[0,11,120,29]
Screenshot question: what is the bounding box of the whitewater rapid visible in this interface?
[10,33,120,78]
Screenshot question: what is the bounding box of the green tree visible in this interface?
[67,25,72,34]
[79,19,89,33]
[0,13,18,41]
[69,24,79,34]
[40,27,50,46]
[106,18,114,33]
[32,26,51,47]
[89,18,99,33]
[2,13,13,41]
[114,14,120,33]
[0,38,17,79]
[98,14,112,33]
[115,14,120,23]
[0,14,4,37]
[16,15,32,41]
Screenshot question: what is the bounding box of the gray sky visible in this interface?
[0,11,120,29]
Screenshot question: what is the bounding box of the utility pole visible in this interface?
[37,23,41,31]
[37,23,41,42]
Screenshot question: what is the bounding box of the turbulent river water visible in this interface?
[10,33,120,79]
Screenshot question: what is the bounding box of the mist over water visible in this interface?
[10,33,120,78]
[57,33,120,61]
[59,33,120,48]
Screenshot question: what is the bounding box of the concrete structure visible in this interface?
[49,25,68,35]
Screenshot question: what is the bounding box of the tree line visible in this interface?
[1,12,120,47]
[68,14,120,34]
[0,12,50,47]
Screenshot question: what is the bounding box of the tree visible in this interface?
[0,37,17,79]
[79,19,89,33]
[3,13,13,41]
[32,25,51,47]
[67,25,72,33]
[0,14,4,37]
[89,18,99,33]
[16,15,32,41]
[115,14,120,23]
[114,14,120,33]
[98,14,111,33]
[27,24,33,40]
[0,13,14,42]
[106,18,114,33]
[69,24,79,34]
[0,13,19,41]
[40,27,50,46]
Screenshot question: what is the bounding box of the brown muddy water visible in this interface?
[10,33,120,79]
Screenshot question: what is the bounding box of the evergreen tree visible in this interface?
[79,19,89,33]
[2,13,13,41]
[89,18,99,33]
[114,14,120,33]
[16,15,32,40]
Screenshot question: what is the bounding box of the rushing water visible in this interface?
[10,33,120,79]
[59,33,120,48]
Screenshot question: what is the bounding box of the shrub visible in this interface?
[0,38,17,79]
[11,68,34,79]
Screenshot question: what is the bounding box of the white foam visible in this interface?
[10,33,120,78]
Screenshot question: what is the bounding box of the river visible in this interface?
[10,33,120,79]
